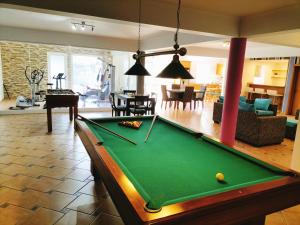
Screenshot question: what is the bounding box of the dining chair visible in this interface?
[109,93,126,116]
[193,85,207,109]
[130,95,149,116]
[161,85,175,109]
[170,84,181,100]
[123,90,137,95]
[176,86,194,110]
[147,92,157,115]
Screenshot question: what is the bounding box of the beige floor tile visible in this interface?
[0,173,14,184]
[75,160,91,170]
[27,190,77,211]
[265,212,286,225]
[0,155,22,165]
[0,205,32,225]
[51,158,80,169]
[79,181,108,198]
[55,210,96,225]
[0,163,7,170]
[62,151,89,161]
[1,175,38,190]
[19,207,63,225]
[52,179,88,194]
[282,209,300,225]
[66,194,100,215]
[91,213,124,225]
[66,169,92,181]
[0,187,37,209]
[43,167,73,179]
[26,176,62,192]
[1,164,27,176]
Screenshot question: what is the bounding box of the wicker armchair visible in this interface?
[212,102,286,146]
[213,101,278,123]
[236,111,287,146]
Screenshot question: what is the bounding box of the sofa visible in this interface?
[213,101,278,124]
[213,102,287,146]
[285,109,299,140]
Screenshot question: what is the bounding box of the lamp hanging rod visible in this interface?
[133,47,187,60]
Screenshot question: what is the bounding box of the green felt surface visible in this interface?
[86,117,285,210]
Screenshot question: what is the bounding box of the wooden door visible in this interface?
[292,68,300,115]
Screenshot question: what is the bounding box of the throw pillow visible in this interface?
[239,102,254,112]
[254,98,272,111]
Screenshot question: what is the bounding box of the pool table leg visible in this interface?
[91,160,102,181]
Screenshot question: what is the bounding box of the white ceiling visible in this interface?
[159,0,300,16]
[0,8,165,40]
[1,6,300,57]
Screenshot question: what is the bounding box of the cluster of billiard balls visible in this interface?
[216,172,225,182]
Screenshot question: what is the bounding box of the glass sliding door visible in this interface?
[71,55,112,108]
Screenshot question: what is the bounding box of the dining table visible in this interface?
[167,88,204,99]
[115,93,156,116]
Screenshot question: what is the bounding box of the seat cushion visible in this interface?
[286,119,298,128]
[255,110,274,116]
[219,96,246,104]
[254,98,272,111]
[239,96,247,102]
[239,102,254,112]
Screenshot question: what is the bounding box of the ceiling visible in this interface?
[1,4,300,55]
[250,30,300,48]
[160,0,300,16]
[0,8,164,40]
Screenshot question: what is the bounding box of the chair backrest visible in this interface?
[197,86,207,99]
[109,93,116,109]
[123,90,136,95]
[134,95,149,107]
[183,86,194,102]
[161,85,169,100]
[172,84,180,89]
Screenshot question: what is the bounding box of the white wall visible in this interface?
[0,48,3,101]
[112,51,136,92]
[241,59,289,95]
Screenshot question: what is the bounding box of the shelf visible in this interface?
[271,75,286,78]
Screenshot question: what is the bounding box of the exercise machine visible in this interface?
[25,66,44,106]
[53,73,66,89]
[11,67,45,109]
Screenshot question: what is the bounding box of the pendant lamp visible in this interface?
[156,0,193,79]
[124,0,150,76]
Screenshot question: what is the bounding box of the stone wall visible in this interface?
[0,41,112,98]
[0,48,3,100]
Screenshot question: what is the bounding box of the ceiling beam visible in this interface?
[0,0,239,37]
[0,26,137,51]
[240,4,300,36]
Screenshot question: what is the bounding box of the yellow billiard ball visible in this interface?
[216,173,225,182]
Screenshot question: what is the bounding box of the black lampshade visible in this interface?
[124,58,151,76]
[156,55,194,79]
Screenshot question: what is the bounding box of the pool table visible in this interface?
[75,116,300,225]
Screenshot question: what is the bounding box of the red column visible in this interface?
[220,37,247,147]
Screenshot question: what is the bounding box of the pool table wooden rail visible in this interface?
[75,117,300,225]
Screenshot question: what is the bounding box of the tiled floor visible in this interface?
[0,103,299,225]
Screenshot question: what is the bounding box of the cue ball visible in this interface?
[216,173,225,181]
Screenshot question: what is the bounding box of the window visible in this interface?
[47,53,67,89]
